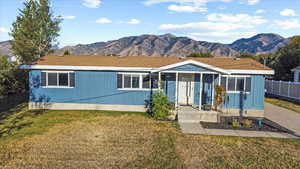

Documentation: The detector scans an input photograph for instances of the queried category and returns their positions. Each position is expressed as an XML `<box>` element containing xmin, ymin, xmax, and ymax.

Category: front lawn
<box><xmin>266</xmin><ymin>97</ymin><xmax>300</xmax><ymax>114</ymax></box>
<box><xmin>0</xmin><ymin>97</ymin><xmax>300</xmax><ymax>168</ymax></box>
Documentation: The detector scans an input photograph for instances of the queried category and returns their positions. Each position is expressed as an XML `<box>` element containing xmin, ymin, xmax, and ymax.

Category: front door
<box><xmin>178</xmin><ymin>74</ymin><xmax>194</xmax><ymax>105</ymax></box>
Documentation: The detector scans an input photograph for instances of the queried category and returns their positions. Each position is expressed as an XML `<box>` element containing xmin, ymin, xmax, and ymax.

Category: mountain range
<box><xmin>0</xmin><ymin>33</ymin><xmax>292</xmax><ymax>58</ymax></box>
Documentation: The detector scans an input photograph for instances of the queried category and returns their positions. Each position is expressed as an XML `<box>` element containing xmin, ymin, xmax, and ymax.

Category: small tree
<box><xmin>187</xmin><ymin>52</ymin><xmax>213</xmax><ymax>58</ymax></box>
<box><xmin>236</xmin><ymin>52</ymin><xmax>255</xmax><ymax>59</ymax></box>
<box><xmin>10</xmin><ymin>0</ymin><xmax>61</xmax><ymax>63</ymax></box>
<box><xmin>63</xmin><ymin>50</ymin><xmax>70</xmax><ymax>55</ymax></box>
<box><xmin>150</xmin><ymin>92</ymin><xmax>175</xmax><ymax>120</ymax></box>
<box><xmin>214</xmin><ymin>85</ymin><xmax>226</xmax><ymax>111</ymax></box>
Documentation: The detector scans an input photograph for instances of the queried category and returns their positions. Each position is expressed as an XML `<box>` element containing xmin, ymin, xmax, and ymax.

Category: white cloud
<box><xmin>144</xmin><ymin>0</ymin><xmax>232</xmax><ymax>13</ymax></box>
<box><xmin>255</xmin><ymin>9</ymin><xmax>265</xmax><ymax>14</ymax></box>
<box><xmin>274</xmin><ymin>19</ymin><xmax>300</xmax><ymax>29</ymax></box>
<box><xmin>60</xmin><ymin>15</ymin><xmax>76</xmax><ymax>20</ymax></box>
<box><xmin>96</xmin><ymin>17</ymin><xmax>112</xmax><ymax>24</ymax></box>
<box><xmin>159</xmin><ymin>21</ymin><xmax>246</xmax><ymax>32</ymax></box>
<box><xmin>280</xmin><ymin>9</ymin><xmax>297</xmax><ymax>16</ymax></box>
<box><xmin>247</xmin><ymin>0</ymin><xmax>260</xmax><ymax>5</ymax></box>
<box><xmin>168</xmin><ymin>4</ymin><xmax>207</xmax><ymax>12</ymax></box>
<box><xmin>127</xmin><ymin>19</ymin><xmax>141</xmax><ymax>24</ymax></box>
<box><xmin>82</xmin><ymin>0</ymin><xmax>101</xmax><ymax>8</ymax></box>
<box><xmin>158</xmin><ymin>12</ymin><xmax>268</xmax><ymax>42</ymax></box>
<box><xmin>0</xmin><ymin>27</ymin><xmax>8</xmax><ymax>33</ymax></box>
<box><xmin>189</xmin><ymin>31</ymin><xmax>257</xmax><ymax>39</ymax></box>
<box><xmin>207</xmin><ymin>13</ymin><xmax>267</xmax><ymax>26</ymax></box>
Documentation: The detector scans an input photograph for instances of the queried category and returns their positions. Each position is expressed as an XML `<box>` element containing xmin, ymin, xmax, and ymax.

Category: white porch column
<box><xmin>218</xmin><ymin>73</ymin><xmax>221</xmax><ymax>85</ymax></box>
<box><xmin>211</xmin><ymin>74</ymin><xmax>215</xmax><ymax>107</ymax></box>
<box><xmin>175</xmin><ymin>72</ymin><xmax>179</xmax><ymax>108</ymax></box>
<box><xmin>158</xmin><ymin>72</ymin><xmax>161</xmax><ymax>91</ymax></box>
<box><xmin>199</xmin><ymin>73</ymin><xmax>203</xmax><ymax>110</ymax></box>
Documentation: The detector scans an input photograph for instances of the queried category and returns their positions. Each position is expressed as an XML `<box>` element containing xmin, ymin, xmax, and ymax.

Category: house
<box><xmin>291</xmin><ymin>66</ymin><xmax>300</xmax><ymax>82</ymax></box>
<box><xmin>21</xmin><ymin>55</ymin><xmax>274</xmax><ymax>119</ymax></box>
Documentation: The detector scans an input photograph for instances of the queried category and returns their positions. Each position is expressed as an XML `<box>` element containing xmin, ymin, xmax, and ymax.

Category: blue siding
<box><xmin>202</xmin><ymin>74</ymin><xmax>213</xmax><ymax>105</ymax></box>
<box><xmin>30</xmin><ymin>70</ymin><xmax>152</xmax><ymax>106</ymax></box>
<box><xmin>29</xmin><ymin>70</ymin><xmax>265</xmax><ymax>110</ymax></box>
<box><xmin>194</xmin><ymin>74</ymin><xmax>200</xmax><ymax>105</ymax></box>
<box><xmin>222</xmin><ymin>75</ymin><xmax>265</xmax><ymax>110</ymax></box>
<box><xmin>164</xmin><ymin>73</ymin><xmax>176</xmax><ymax>103</ymax></box>
<box><xmin>166</xmin><ymin>64</ymin><xmax>211</xmax><ymax>72</ymax></box>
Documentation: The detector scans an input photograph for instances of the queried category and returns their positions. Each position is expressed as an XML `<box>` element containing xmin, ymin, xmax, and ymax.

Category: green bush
<box><xmin>150</xmin><ymin>92</ymin><xmax>175</xmax><ymax>120</ymax></box>
<box><xmin>232</xmin><ymin>120</ymin><xmax>241</xmax><ymax>127</ymax></box>
<box><xmin>0</xmin><ymin>56</ymin><xmax>28</xmax><ymax>96</ymax></box>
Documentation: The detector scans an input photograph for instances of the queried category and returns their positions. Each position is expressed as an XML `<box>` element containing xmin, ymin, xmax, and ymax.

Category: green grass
<box><xmin>265</xmin><ymin>97</ymin><xmax>300</xmax><ymax>114</ymax></box>
<box><xmin>0</xmin><ymin>96</ymin><xmax>300</xmax><ymax>168</ymax></box>
<box><xmin>0</xmin><ymin>108</ymin><xmax>147</xmax><ymax>142</ymax></box>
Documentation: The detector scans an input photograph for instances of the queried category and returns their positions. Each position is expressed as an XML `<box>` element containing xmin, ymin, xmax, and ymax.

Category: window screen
<box><xmin>221</xmin><ymin>76</ymin><xmax>227</xmax><ymax>90</ymax></box>
<box><xmin>142</xmin><ymin>75</ymin><xmax>150</xmax><ymax>88</ymax></box>
<box><xmin>151</xmin><ymin>74</ymin><xmax>158</xmax><ymax>89</ymax></box>
<box><xmin>117</xmin><ymin>74</ymin><xmax>123</xmax><ymax>88</ymax></box>
<box><xmin>48</xmin><ymin>73</ymin><xmax>58</xmax><ymax>86</ymax></box>
<box><xmin>228</xmin><ymin>77</ymin><xmax>236</xmax><ymax>91</ymax></box>
<box><xmin>59</xmin><ymin>73</ymin><xmax>69</xmax><ymax>86</ymax></box>
<box><xmin>70</xmin><ymin>73</ymin><xmax>75</xmax><ymax>87</ymax></box>
<box><xmin>132</xmin><ymin>75</ymin><xmax>140</xmax><ymax>88</ymax></box>
<box><xmin>124</xmin><ymin>75</ymin><xmax>132</xmax><ymax>88</ymax></box>
<box><xmin>236</xmin><ymin>77</ymin><xmax>244</xmax><ymax>91</ymax></box>
<box><xmin>41</xmin><ymin>72</ymin><xmax>46</xmax><ymax>86</ymax></box>
<box><xmin>245</xmin><ymin>77</ymin><xmax>251</xmax><ymax>92</ymax></box>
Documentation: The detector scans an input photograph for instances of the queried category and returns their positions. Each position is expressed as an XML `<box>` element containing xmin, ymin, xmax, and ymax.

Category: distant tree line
<box><xmin>187</xmin><ymin>37</ymin><xmax>300</xmax><ymax>81</ymax></box>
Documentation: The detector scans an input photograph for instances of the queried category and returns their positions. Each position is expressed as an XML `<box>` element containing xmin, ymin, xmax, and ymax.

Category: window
<box><xmin>221</xmin><ymin>76</ymin><xmax>227</xmax><ymax>90</ymax></box>
<box><xmin>142</xmin><ymin>75</ymin><xmax>150</xmax><ymax>88</ymax></box>
<box><xmin>132</xmin><ymin>75</ymin><xmax>140</xmax><ymax>88</ymax></box>
<box><xmin>124</xmin><ymin>74</ymin><xmax>132</xmax><ymax>88</ymax></box>
<box><xmin>221</xmin><ymin>76</ymin><xmax>251</xmax><ymax>93</ymax></box>
<box><xmin>227</xmin><ymin>77</ymin><xmax>236</xmax><ymax>91</ymax></box>
<box><xmin>117</xmin><ymin>73</ymin><xmax>160</xmax><ymax>90</ymax></box>
<box><xmin>41</xmin><ymin>71</ymin><xmax>75</xmax><ymax>88</ymax></box>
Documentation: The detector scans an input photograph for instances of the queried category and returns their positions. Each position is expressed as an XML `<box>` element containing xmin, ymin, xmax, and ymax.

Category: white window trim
<box><xmin>221</xmin><ymin>75</ymin><xmax>251</xmax><ymax>94</ymax></box>
<box><xmin>42</xmin><ymin>71</ymin><xmax>74</xmax><ymax>88</ymax></box>
<box><xmin>117</xmin><ymin>72</ymin><xmax>159</xmax><ymax>91</ymax></box>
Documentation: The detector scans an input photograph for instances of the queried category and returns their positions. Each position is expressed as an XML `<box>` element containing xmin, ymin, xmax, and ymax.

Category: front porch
<box><xmin>158</xmin><ymin>71</ymin><xmax>222</xmax><ymax>111</ymax></box>
<box><xmin>177</xmin><ymin>106</ymin><xmax>219</xmax><ymax>123</ymax></box>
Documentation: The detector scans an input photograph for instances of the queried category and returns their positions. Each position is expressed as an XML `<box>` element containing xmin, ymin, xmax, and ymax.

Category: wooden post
<box><xmin>175</xmin><ymin>72</ymin><xmax>178</xmax><ymax>108</ymax></box>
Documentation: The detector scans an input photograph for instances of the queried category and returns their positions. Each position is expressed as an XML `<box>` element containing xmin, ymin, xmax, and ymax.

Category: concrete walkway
<box><xmin>179</xmin><ymin>102</ymin><xmax>300</xmax><ymax>138</ymax></box>
<box><xmin>265</xmin><ymin>103</ymin><xmax>300</xmax><ymax>136</ymax></box>
<box><xmin>180</xmin><ymin>122</ymin><xmax>298</xmax><ymax>138</ymax></box>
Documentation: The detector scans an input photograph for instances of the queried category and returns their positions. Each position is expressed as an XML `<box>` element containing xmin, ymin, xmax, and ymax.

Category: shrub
<box><xmin>232</xmin><ymin>120</ymin><xmax>241</xmax><ymax>127</ymax></box>
<box><xmin>150</xmin><ymin>92</ymin><xmax>175</xmax><ymax>120</ymax></box>
<box><xmin>0</xmin><ymin>57</ymin><xmax>28</xmax><ymax>96</ymax></box>
<box><xmin>243</xmin><ymin>119</ymin><xmax>253</xmax><ymax>128</ymax></box>
<box><xmin>214</xmin><ymin>85</ymin><xmax>226</xmax><ymax>111</ymax></box>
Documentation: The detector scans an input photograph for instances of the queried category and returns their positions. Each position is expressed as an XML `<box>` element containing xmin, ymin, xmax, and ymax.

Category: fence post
<box><xmin>288</xmin><ymin>81</ymin><xmax>291</xmax><ymax>98</ymax></box>
<box><xmin>271</xmin><ymin>80</ymin><xmax>274</xmax><ymax>94</ymax></box>
<box><xmin>279</xmin><ymin>80</ymin><xmax>281</xmax><ymax>96</ymax></box>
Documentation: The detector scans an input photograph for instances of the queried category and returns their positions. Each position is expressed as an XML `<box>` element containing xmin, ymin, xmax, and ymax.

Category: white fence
<box><xmin>265</xmin><ymin>80</ymin><xmax>300</xmax><ymax>101</ymax></box>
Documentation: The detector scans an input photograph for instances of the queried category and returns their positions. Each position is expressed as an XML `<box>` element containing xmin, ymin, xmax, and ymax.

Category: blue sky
<box><xmin>1</xmin><ymin>0</ymin><xmax>300</xmax><ymax>46</ymax></box>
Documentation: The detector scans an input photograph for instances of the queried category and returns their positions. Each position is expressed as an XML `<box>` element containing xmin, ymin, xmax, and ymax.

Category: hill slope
<box><xmin>0</xmin><ymin>33</ymin><xmax>293</xmax><ymax>58</ymax></box>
